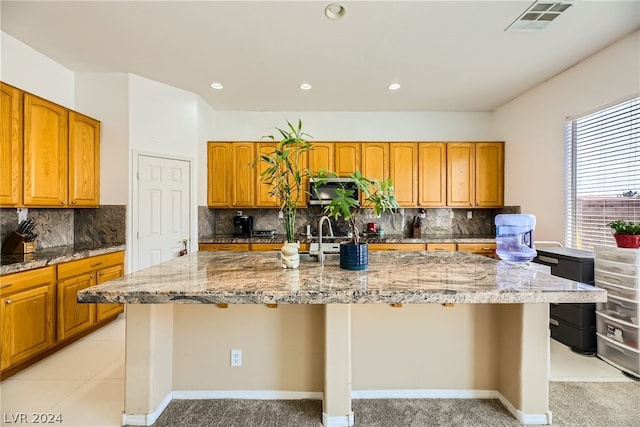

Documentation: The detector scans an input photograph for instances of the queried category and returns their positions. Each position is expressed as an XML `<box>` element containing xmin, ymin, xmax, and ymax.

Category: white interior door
<box><xmin>137</xmin><ymin>155</ymin><xmax>191</xmax><ymax>270</ymax></box>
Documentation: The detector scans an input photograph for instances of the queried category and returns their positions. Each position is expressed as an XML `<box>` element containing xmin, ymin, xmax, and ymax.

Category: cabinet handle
<box><xmin>6</xmin><ymin>299</ymin><xmax>12</xmax><ymax>304</ymax></box>
<box><xmin>71</xmin><ymin>200</ymin><xmax>77</xmax><ymax>205</ymax></box>
<box><xmin>90</xmin><ymin>262</ymin><xmax>103</xmax><ymax>268</ymax></box>
<box><xmin>549</xmin><ymin>318</ymin><xmax>559</xmax><ymax>326</ymax></box>
<box><xmin>482</xmin><ymin>247</ymin><xmax>492</xmax><ymax>251</ymax></box>
<box><xmin>98</xmin><ymin>272</ymin><xmax>105</xmax><ymax>276</ymax></box>
<box><xmin>0</xmin><ymin>284</ymin><xmax>12</xmax><ymax>290</ymax></box>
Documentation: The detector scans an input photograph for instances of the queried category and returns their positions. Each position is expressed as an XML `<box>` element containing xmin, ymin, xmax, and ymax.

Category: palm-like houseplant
<box><xmin>316</xmin><ymin>170</ymin><xmax>399</xmax><ymax>269</ymax></box>
<box><xmin>254</xmin><ymin>120</ymin><xmax>313</xmax><ymax>267</ymax></box>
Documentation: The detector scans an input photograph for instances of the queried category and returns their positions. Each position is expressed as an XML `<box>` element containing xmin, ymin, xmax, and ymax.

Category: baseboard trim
<box><xmin>352</xmin><ymin>389</ymin><xmax>552</xmax><ymax>425</ymax></box>
<box><xmin>172</xmin><ymin>390</ymin><xmax>323</xmax><ymax>400</ymax></box>
<box><xmin>122</xmin><ymin>391</ymin><xmax>173</xmax><ymax>426</ymax></box>
<box><xmin>322</xmin><ymin>411</ymin><xmax>355</xmax><ymax>427</ymax></box>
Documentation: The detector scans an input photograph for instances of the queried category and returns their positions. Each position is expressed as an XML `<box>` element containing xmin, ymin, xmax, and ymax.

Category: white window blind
<box><xmin>565</xmin><ymin>97</ymin><xmax>640</xmax><ymax>250</ymax></box>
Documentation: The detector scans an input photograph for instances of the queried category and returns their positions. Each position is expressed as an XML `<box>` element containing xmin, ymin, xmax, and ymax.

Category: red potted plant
<box><xmin>608</xmin><ymin>220</ymin><xmax>640</xmax><ymax>248</ymax></box>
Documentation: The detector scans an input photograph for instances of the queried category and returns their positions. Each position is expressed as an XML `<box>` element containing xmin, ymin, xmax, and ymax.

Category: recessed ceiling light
<box><xmin>388</xmin><ymin>83</ymin><xmax>401</xmax><ymax>91</ymax></box>
<box><xmin>325</xmin><ymin>3</ymin><xmax>346</xmax><ymax>20</ymax></box>
<box><xmin>299</xmin><ymin>83</ymin><xmax>312</xmax><ymax>90</ymax></box>
<box><xmin>210</xmin><ymin>82</ymin><xmax>223</xmax><ymax>90</ymax></box>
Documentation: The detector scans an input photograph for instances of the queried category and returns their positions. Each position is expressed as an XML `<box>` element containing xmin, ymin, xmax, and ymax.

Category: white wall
<box><xmin>493</xmin><ymin>30</ymin><xmax>640</xmax><ymax>242</ymax></box>
<box><xmin>75</xmin><ymin>73</ymin><xmax>130</xmax><ymax>205</ymax></box>
<box><xmin>0</xmin><ymin>31</ymin><xmax>75</xmax><ymax>108</ymax></box>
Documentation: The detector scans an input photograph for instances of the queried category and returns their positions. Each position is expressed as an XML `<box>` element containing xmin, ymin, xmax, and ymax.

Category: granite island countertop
<box><xmin>79</xmin><ymin>250</ymin><xmax>606</xmax><ymax>305</ymax></box>
<box><xmin>199</xmin><ymin>234</ymin><xmax>496</xmax><ymax>245</ymax></box>
<box><xmin>0</xmin><ymin>244</ymin><xmax>126</xmax><ymax>275</ymax></box>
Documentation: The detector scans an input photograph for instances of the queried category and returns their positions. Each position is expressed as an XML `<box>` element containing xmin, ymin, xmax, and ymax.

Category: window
<box><xmin>565</xmin><ymin>97</ymin><xmax>640</xmax><ymax>250</ymax></box>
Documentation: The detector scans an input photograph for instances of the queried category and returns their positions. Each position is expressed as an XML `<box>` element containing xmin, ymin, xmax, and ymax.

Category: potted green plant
<box><xmin>608</xmin><ymin>220</ymin><xmax>640</xmax><ymax>248</ymax></box>
<box><xmin>254</xmin><ymin>120</ymin><xmax>314</xmax><ymax>268</ymax></box>
<box><xmin>317</xmin><ymin>170</ymin><xmax>399</xmax><ymax>270</ymax></box>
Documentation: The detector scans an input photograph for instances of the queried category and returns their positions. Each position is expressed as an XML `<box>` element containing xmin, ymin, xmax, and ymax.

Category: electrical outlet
<box><xmin>236</xmin><ymin>210</ymin><xmax>242</xmax><ymax>217</ymax></box>
<box><xmin>467</xmin><ymin>211</ymin><xmax>473</xmax><ymax>219</ymax></box>
<box><xmin>231</xmin><ymin>349</ymin><xmax>242</xmax><ymax>367</ymax></box>
<box><xmin>449</xmin><ymin>211</ymin><xmax>454</xmax><ymax>219</ymax></box>
<box><xmin>17</xmin><ymin>208</ymin><xmax>28</xmax><ymax>223</ymax></box>
<box><xmin>419</xmin><ymin>208</ymin><xmax>426</xmax><ymax>219</ymax></box>
<box><xmin>278</xmin><ymin>210</ymin><xmax>284</xmax><ymax>219</ymax></box>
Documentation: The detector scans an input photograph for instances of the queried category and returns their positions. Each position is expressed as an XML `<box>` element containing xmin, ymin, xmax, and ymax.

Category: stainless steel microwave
<box><xmin>309</xmin><ymin>177</ymin><xmax>359</xmax><ymax>206</ymax></box>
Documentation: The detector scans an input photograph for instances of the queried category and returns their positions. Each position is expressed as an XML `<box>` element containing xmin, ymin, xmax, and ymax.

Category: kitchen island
<box><xmin>79</xmin><ymin>250</ymin><xmax>606</xmax><ymax>426</ymax></box>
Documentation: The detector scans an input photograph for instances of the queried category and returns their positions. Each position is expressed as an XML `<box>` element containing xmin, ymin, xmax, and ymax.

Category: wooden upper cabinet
<box><xmin>389</xmin><ymin>142</ymin><xmax>418</xmax><ymax>207</ymax></box>
<box><xmin>308</xmin><ymin>142</ymin><xmax>334</xmax><ymax>175</ymax></box>
<box><xmin>418</xmin><ymin>142</ymin><xmax>446</xmax><ymax>207</ymax></box>
<box><xmin>0</xmin><ymin>83</ymin><xmax>23</xmax><ymax>206</ymax></box>
<box><xmin>361</xmin><ymin>142</ymin><xmax>389</xmax><ymax>206</ymax></box>
<box><xmin>475</xmin><ymin>142</ymin><xmax>504</xmax><ymax>207</ymax></box>
<box><xmin>334</xmin><ymin>143</ymin><xmax>360</xmax><ymax>176</ymax></box>
<box><xmin>207</xmin><ymin>142</ymin><xmax>232</xmax><ymax>207</ymax></box>
<box><xmin>231</xmin><ymin>143</ymin><xmax>255</xmax><ymax>207</ymax></box>
<box><xmin>447</xmin><ymin>142</ymin><xmax>475</xmax><ymax>207</ymax></box>
<box><xmin>255</xmin><ymin>142</ymin><xmax>279</xmax><ymax>207</ymax></box>
<box><xmin>68</xmin><ymin>111</ymin><xmax>100</xmax><ymax>207</ymax></box>
<box><xmin>23</xmin><ymin>94</ymin><xmax>68</xmax><ymax>206</ymax></box>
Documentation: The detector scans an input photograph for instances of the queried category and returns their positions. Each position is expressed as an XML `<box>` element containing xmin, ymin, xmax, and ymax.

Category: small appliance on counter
<box><xmin>233</xmin><ymin>215</ymin><xmax>253</xmax><ymax>237</ymax></box>
<box><xmin>1</xmin><ymin>219</ymin><xmax>37</xmax><ymax>254</ymax></box>
<box><xmin>533</xmin><ymin>247</ymin><xmax>596</xmax><ymax>355</ymax></box>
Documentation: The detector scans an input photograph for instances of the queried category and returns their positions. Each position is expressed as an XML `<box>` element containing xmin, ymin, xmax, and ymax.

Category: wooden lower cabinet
<box><xmin>0</xmin><ymin>266</ymin><xmax>56</xmax><ymax>371</ymax></box>
<box><xmin>96</xmin><ymin>264</ymin><xmax>124</xmax><ymax>321</ymax></box>
<box><xmin>457</xmin><ymin>243</ymin><xmax>496</xmax><ymax>258</ymax></box>
<box><xmin>199</xmin><ymin>243</ymin><xmax>250</xmax><ymax>251</ymax></box>
<box><xmin>369</xmin><ymin>243</ymin><xmax>425</xmax><ymax>251</ymax></box>
<box><xmin>57</xmin><ymin>272</ymin><xmax>96</xmax><ymax>341</ymax></box>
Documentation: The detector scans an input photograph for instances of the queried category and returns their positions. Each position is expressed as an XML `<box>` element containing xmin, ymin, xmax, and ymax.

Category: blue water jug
<box><xmin>495</xmin><ymin>214</ymin><xmax>537</xmax><ymax>262</ymax></box>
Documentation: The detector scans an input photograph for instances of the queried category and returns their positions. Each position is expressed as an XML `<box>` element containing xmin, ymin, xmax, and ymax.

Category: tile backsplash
<box><xmin>198</xmin><ymin>206</ymin><xmax>521</xmax><ymax>238</ymax></box>
<box><xmin>0</xmin><ymin>205</ymin><xmax>126</xmax><ymax>251</ymax></box>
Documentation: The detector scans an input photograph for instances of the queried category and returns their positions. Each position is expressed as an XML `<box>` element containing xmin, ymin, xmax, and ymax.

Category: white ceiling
<box><xmin>1</xmin><ymin>1</ymin><xmax>639</xmax><ymax>112</ymax></box>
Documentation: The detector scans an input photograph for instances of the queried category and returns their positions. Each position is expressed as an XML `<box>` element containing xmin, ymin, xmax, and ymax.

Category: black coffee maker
<box><xmin>233</xmin><ymin>215</ymin><xmax>253</xmax><ymax>237</ymax></box>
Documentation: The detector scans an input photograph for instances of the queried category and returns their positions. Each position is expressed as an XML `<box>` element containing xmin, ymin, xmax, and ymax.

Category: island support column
<box><xmin>323</xmin><ymin>304</ymin><xmax>354</xmax><ymax>427</ymax></box>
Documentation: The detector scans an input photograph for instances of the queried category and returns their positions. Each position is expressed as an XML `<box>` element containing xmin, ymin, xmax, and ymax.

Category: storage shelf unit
<box><xmin>594</xmin><ymin>245</ymin><xmax>640</xmax><ymax>379</ymax></box>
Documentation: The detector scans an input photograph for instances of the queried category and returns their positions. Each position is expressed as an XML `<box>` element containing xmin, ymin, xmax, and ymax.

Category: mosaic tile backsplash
<box><xmin>199</xmin><ymin>206</ymin><xmax>521</xmax><ymax>238</ymax></box>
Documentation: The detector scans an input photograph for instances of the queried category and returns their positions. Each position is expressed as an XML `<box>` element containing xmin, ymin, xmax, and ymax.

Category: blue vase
<box><xmin>340</xmin><ymin>242</ymin><xmax>368</xmax><ymax>270</ymax></box>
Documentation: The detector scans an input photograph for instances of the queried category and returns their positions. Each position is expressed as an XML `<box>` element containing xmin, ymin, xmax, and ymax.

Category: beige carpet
<box><xmin>137</xmin><ymin>382</ymin><xmax>640</xmax><ymax>426</ymax></box>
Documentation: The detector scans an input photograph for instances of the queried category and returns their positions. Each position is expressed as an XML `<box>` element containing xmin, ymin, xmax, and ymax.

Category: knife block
<box><xmin>1</xmin><ymin>231</ymin><xmax>36</xmax><ymax>254</ymax></box>
<box><xmin>412</xmin><ymin>226</ymin><xmax>421</xmax><ymax>238</ymax></box>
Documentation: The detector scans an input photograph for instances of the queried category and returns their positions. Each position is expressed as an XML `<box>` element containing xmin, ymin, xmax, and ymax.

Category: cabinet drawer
<box><xmin>457</xmin><ymin>243</ymin><xmax>496</xmax><ymax>255</ymax></box>
<box><xmin>595</xmin><ymin>246</ymin><xmax>640</xmax><ymax>265</ymax></box>
<box><xmin>596</xmin><ymin>258</ymin><xmax>639</xmax><ymax>278</ymax></box>
<box><xmin>596</xmin><ymin>280</ymin><xmax>639</xmax><ymax>302</ymax></box>
<box><xmin>595</xmin><ymin>269</ymin><xmax>639</xmax><ymax>291</ymax></box>
<box><xmin>597</xmin><ymin>334</ymin><xmax>640</xmax><ymax>377</ymax></box>
<box><xmin>426</xmin><ymin>243</ymin><xmax>456</xmax><ymax>252</ymax></box>
<box><xmin>596</xmin><ymin>312</ymin><xmax>639</xmax><ymax>350</ymax></box>
<box><xmin>550</xmin><ymin>303</ymin><xmax>595</xmax><ymax>328</ymax></box>
<box><xmin>199</xmin><ymin>243</ymin><xmax>250</xmax><ymax>251</ymax></box>
<box><xmin>0</xmin><ymin>266</ymin><xmax>56</xmax><ymax>296</ymax></box>
<box><xmin>369</xmin><ymin>243</ymin><xmax>425</xmax><ymax>251</ymax></box>
<box><xmin>251</xmin><ymin>243</ymin><xmax>284</xmax><ymax>251</ymax></box>
<box><xmin>57</xmin><ymin>251</ymin><xmax>124</xmax><ymax>280</ymax></box>
<box><xmin>597</xmin><ymin>295</ymin><xmax>639</xmax><ymax>326</ymax></box>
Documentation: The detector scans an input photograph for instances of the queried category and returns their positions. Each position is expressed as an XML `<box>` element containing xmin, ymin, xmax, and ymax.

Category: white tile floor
<box><xmin>0</xmin><ymin>317</ymin><xmax>634</xmax><ymax>427</ymax></box>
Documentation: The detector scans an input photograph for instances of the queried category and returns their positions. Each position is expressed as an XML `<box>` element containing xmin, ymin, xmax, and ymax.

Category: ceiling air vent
<box><xmin>506</xmin><ymin>1</ymin><xmax>574</xmax><ymax>31</ymax></box>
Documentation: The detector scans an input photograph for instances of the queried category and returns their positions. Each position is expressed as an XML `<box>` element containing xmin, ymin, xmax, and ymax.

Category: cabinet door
<box><xmin>457</xmin><ymin>242</ymin><xmax>496</xmax><ymax>257</ymax></box>
<box><xmin>418</xmin><ymin>142</ymin><xmax>446</xmax><ymax>207</ymax></box>
<box><xmin>207</xmin><ymin>142</ymin><xmax>232</xmax><ymax>207</ymax></box>
<box><xmin>389</xmin><ymin>143</ymin><xmax>418</xmax><ymax>207</ymax></box>
<box><xmin>361</xmin><ymin>142</ymin><xmax>389</xmax><ymax>206</ymax></box>
<box><xmin>232</xmin><ymin>143</ymin><xmax>255</xmax><ymax>207</ymax></box>
<box><xmin>334</xmin><ymin>143</ymin><xmax>360</xmax><ymax>176</ymax></box>
<box><xmin>0</xmin><ymin>268</ymin><xmax>56</xmax><ymax>370</ymax></box>
<box><xmin>0</xmin><ymin>83</ymin><xmax>23</xmax><ymax>206</ymax></box>
<box><xmin>199</xmin><ymin>243</ymin><xmax>250</xmax><ymax>251</ymax></box>
<box><xmin>475</xmin><ymin>142</ymin><xmax>504</xmax><ymax>207</ymax></box>
<box><xmin>308</xmin><ymin>142</ymin><xmax>334</xmax><ymax>174</ymax></box>
<box><xmin>369</xmin><ymin>243</ymin><xmax>425</xmax><ymax>251</ymax></box>
<box><xmin>255</xmin><ymin>142</ymin><xmax>279</xmax><ymax>207</ymax></box>
<box><xmin>68</xmin><ymin>111</ymin><xmax>100</xmax><ymax>207</ymax></box>
<box><xmin>96</xmin><ymin>264</ymin><xmax>124</xmax><ymax>321</ymax></box>
<box><xmin>57</xmin><ymin>272</ymin><xmax>96</xmax><ymax>341</ymax></box>
<box><xmin>23</xmin><ymin>94</ymin><xmax>68</xmax><ymax>206</ymax></box>
<box><xmin>447</xmin><ymin>142</ymin><xmax>474</xmax><ymax>207</ymax></box>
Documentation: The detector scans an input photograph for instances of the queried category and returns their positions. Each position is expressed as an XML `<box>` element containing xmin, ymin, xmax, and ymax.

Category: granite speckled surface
<box><xmin>79</xmin><ymin>250</ymin><xmax>606</xmax><ymax>305</ymax></box>
<box><xmin>0</xmin><ymin>244</ymin><xmax>126</xmax><ymax>275</ymax></box>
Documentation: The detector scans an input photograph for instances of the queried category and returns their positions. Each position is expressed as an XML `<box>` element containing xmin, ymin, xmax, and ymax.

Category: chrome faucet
<box><xmin>317</xmin><ymin>215</ymin><xmax>334</xmax><ymax>263</ymax></box>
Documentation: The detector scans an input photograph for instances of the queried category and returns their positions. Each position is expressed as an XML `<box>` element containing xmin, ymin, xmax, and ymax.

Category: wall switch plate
<box><xmin>231</xmin><ymin>349</ymin><xmax>242</xmax><ymax>367</ymax></box>
<box><xmin>467</xmin><ymin>211</ymin><xmax>473</xmax><ymax>219</ymax></box>
<box><xmin>17</xmin><ymin>208</ymin><xmax>28</xmax><ymax>223</ymax></box>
